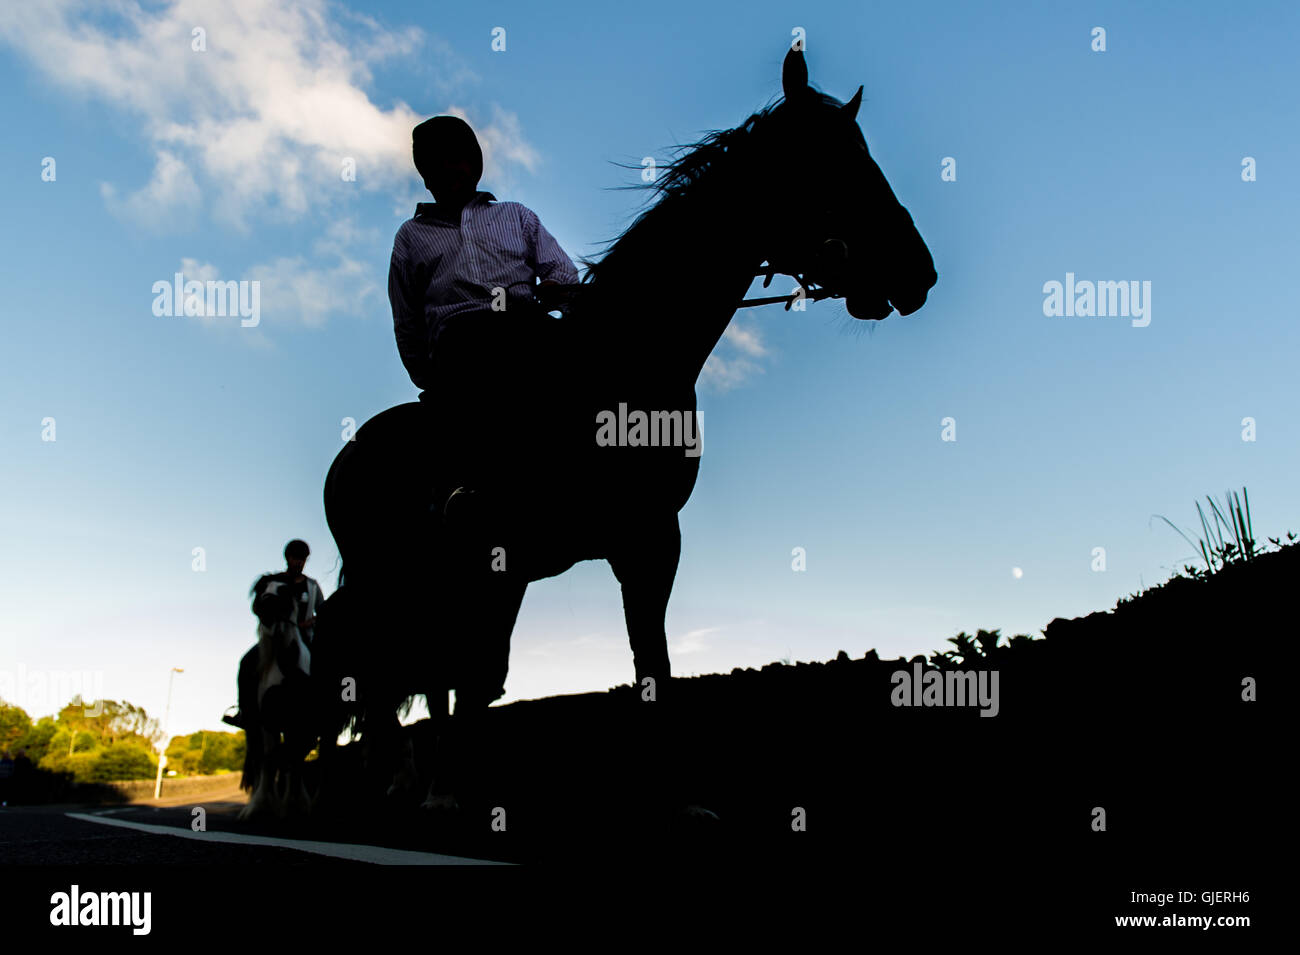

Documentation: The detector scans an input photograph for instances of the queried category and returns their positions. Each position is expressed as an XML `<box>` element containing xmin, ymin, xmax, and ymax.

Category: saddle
<box><xmin>418</xmin><ymin>309</ymin><xmax>588</xmax><ymax>502</ymax></box>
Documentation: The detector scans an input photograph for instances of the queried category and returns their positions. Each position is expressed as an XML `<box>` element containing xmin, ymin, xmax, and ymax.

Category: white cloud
<box><xmin>523</xmin><ymin>631</ymin><xmax>615</xmax><ymax>658</ymax></box>
<box><xmin>722</xmin><ymin>321</ymin><xmax>767</xmax><ymax>358</ymax></box>
<box><xmin>0</xmin><ymin>0</ymin><xmax>538</xmax><ymax>230</ymax></box>
<box><xmin>475</xmin><ymin>102</ymin><xmax>543</xmax><ymax>183</ymax></box>
<box><xmin>162</xmin><ymin>217</ymin><xmax>378</xmax><ymax>332</ymax></box>
<box><xmin>100</xmin><ymin>150</ymin><xmax>200</xmax><ymax>229</ymax></box>
<box><xmin>700</xmin><ymin>318</ymin><xmax>769</xmax><ymax>391</ymax></box>
<box><xmin>670</xmin><ymin>626</ymin><xmax>720</xmax><ymax>656</ymax></box>
<box><xmin>178</xmin><ymin>257</ymin><xmax>220</xmax><ymax>285</ymax></box>
<box><xmin>246</xmin><ymin>219</ymin><xmax>381</xmax><ymax>327</ymax></box>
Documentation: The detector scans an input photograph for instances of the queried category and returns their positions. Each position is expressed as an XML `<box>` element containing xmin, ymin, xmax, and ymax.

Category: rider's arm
<box><xmin>389</xmin><ymin>230</ymin><xmax>433</xmax><ymax>390</ymax></box>
<box><xmin>306</xmin><ymin>579</ymin><xmax>324</xmax><ymax>623</ymax></box>
<box><xmin>523</xmin><ymin>206</ymin><xmax>578</xmax><ymax>287</ymax></box>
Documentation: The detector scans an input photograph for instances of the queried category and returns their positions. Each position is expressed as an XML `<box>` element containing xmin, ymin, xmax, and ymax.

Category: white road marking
<box><xmin>65</xmin><ymin>812</ymin><xmax>509</xmax><ymax>865</ymax></box>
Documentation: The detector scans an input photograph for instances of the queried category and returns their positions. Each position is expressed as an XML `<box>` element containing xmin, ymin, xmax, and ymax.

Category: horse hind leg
<box><xmin>419</xmin><ymin>690</ymin><xmax>459</xmax><ymax>812</ymax></box>
<box><xmin>358</xmin><ymin>698</ymin><xmax>416</xmax><ymax>801</ymax></box>
<box><xmin>387</xmin><ymin>729</ymin><xmax>419</xmax><ymax>799</ymax></box>
<box><xmin>310</xmin><ymin>702</ymin><xmax>361</xmax><ymax>820</ymax></box>
<box><xmin>420</xmin><ymin>579</ymin><xmax>525</xmax><ymax>814</ymax></box>
<box><xmin>422</xmin><ymin>701</ymin><xmax>487</xmax><ymax>814</ymax></box>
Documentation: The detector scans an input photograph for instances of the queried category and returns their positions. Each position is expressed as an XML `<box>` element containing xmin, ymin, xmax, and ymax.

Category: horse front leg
<box><xmin>609</xmin><ymin>515</ymin><xmax>718</xmax><ymax>823</ymax></box>
<box><xmin>239</xmin><ymin>727</ymin><xmax>280</xmax><ymax>821</ymax></box>
<box><xmin>608</xmin><ymin>515</ymin><xmax>680</xmax><ymax>695</ymax></box>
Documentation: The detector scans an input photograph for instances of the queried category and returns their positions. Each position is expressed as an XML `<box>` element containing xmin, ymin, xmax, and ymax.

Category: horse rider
<box><xmin>388</xmin><ymin>114</ymin><xmax>580</xmax><ymax>530</ymax></box>
<box><xmin>223</xmin><ymin>539</ymin><xmax>324</xmax><ymax>730</ymax></box>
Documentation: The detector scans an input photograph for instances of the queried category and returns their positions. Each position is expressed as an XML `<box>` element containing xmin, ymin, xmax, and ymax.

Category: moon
<box><xmin>1011</xmin><ymin>567</ymin><xmax>1023</xmax><ymax>579</ymax></box>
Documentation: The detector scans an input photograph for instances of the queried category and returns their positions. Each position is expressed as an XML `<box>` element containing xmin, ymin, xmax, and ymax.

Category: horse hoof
<box><xmin>287</xmin><ymin>791</ymin><xmax>313</xmax><ymax>818</ymax></box>
<box><xmin>386</xmin><ymin>764</ymin><xmax>420</xmax><ymax>799</ymax></box>
<box><xmin>421</xmin><ymin>793</ymin><xmax>461</xmax><ymax>813</ymax></box>
<box><xmin>676</xmin><ymin>804</ymin><xmax>720</xmax><ymax>823</ymax></box>
<box><xmin>238</xmin><ymin>801</ymin><xmax>269</xmax><ymax>822</ymax></box>
<box><xmin>386</xmin><ymin>780</ymin><xmax>416</xmax><ymax>800</ymax></box>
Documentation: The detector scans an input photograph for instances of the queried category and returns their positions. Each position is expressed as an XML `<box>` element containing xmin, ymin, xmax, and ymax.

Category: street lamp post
<box><xmin>153</xmin><ymin>667</ymin><xmax>183</xmax><ymax>800</ymax></box>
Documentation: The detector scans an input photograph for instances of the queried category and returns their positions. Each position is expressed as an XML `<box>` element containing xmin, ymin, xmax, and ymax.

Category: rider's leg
<box><xmin>420</xmin><ymin>313</ymin><xmax>496</xmax><ymax>518</ymax></box>
<box><xmin>497</xmin><ymin>305</ymin><xmax>564</xmax><ymax>483</ymax></box>
<box><xmin>429</xmin><ymin>308</ymin><xmax>553</xmax><ymax>515</ymax></box>
<box><xmin>421</xmin><ymin>305</ymin><xmax>565</xmax><ymax>539</ymax></box>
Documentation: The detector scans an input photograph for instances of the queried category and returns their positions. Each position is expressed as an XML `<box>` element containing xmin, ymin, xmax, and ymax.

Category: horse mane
<box><xmin>575</xmin><ymin>97</ymin><xmax>784</xmax><ymax>297</ymax></box>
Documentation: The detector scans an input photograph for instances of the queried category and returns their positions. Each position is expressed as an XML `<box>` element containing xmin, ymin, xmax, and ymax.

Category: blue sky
<box><xmin>2</xmin><ymin>0</ymin><xmax>1297</xmax><ymax>740</ymax></box>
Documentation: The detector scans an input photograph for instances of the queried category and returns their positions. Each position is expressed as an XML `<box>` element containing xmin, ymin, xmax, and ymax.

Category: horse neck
<box><xmin>587</xmin><ymin>182</ymin><xmax>766</xmax><ymax>392</ymax></box>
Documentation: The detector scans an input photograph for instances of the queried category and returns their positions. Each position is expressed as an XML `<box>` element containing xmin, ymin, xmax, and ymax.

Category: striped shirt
<box><xmin>389</xmin><ymin>191</ymin><xmax>579</xmax><ymax>390</ymax></box>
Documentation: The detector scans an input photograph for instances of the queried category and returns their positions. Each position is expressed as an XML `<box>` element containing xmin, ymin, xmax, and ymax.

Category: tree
<box><xmin>89</xmin><ymin>745</ymin><xmax>156</xmax><ymax>783</ymax></box>
<box><xmin>15</xmin><ymin>717</ymin><xmax>58</xmax><ymax>764</ymax></box>
<box><xmin>0</xmin><ymin>702</ymin><xmax>33</xmax><ymax>755</ymax></box>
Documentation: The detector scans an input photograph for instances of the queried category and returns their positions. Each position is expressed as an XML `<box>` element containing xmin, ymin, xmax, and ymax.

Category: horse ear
<box><xmin>842</xmin><ymin>86</ymin><xmax>863</xmax><ymax>121</ymax></box>
<box><xmin>782</xmin><ymin>47</ymin><xmax>809</xmax><ymax>100</ymax></box>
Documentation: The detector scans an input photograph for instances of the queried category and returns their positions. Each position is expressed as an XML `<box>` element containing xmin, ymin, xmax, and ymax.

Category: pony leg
<box><xmin>285</xmin><ymin>732</ymin><xmax>315</xmax><ymax>818</ymax></box>
<box><xmin>271</xmin><ymin>734</ymin><xmax>296</xmax><ymax>820</ymax></box>
<box><xmin>271</xmin><ymin>748</ymin><xmax>289</xmax><ymax>819</ymax></box>
<box><xmin>239</xmin><ymin>728</ymin><xmax>279</xmax><ymax>820</ymax></box>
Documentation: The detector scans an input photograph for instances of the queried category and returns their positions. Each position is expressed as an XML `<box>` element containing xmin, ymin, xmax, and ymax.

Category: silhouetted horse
<box><xmin>318</xmin><ymin>46</ymin><xmax>937</xmax><ymax>814</ymax></box>
<box><xmin>238</xmin><ymin>574</ymin><xmax>318</xmax><ymax>820</ymax></box>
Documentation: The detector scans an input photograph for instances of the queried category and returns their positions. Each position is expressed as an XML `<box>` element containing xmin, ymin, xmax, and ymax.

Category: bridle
<box><xmin>536</xmin><ymin>240</ymin><xmax>854</xmax><ymax>314</ymax></box>
<box><xmin>738</xmin><ymin>264</ymin><xmax>844</xmax><ymax>311</ymax></box>
<box><xmin>738</xmin><ymin>237</ymin><xmax>853</xmax><ymax>311</ymax></box>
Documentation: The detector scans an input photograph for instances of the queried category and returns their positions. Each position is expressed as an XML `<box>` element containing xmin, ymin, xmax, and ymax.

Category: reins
<box><xmin>737</xmin><ymin>265</ymin><xmax>843</xmax><ymax>310</ymax></box>
<box><xmin>542</xmin><ymin>263</ymin><xmax>844</xmax><ymax>314</ymax></box>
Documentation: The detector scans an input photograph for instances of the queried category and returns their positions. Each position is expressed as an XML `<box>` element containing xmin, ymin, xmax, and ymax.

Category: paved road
<box><xmin>1</xmin><ymin>799</ymin><xmax>520</xmax><ymax>942</ymax></box>
<box><xmin>0</xmin><ymin>801</ymin><xmax>506</xmax><ymax>864</ymax></box>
